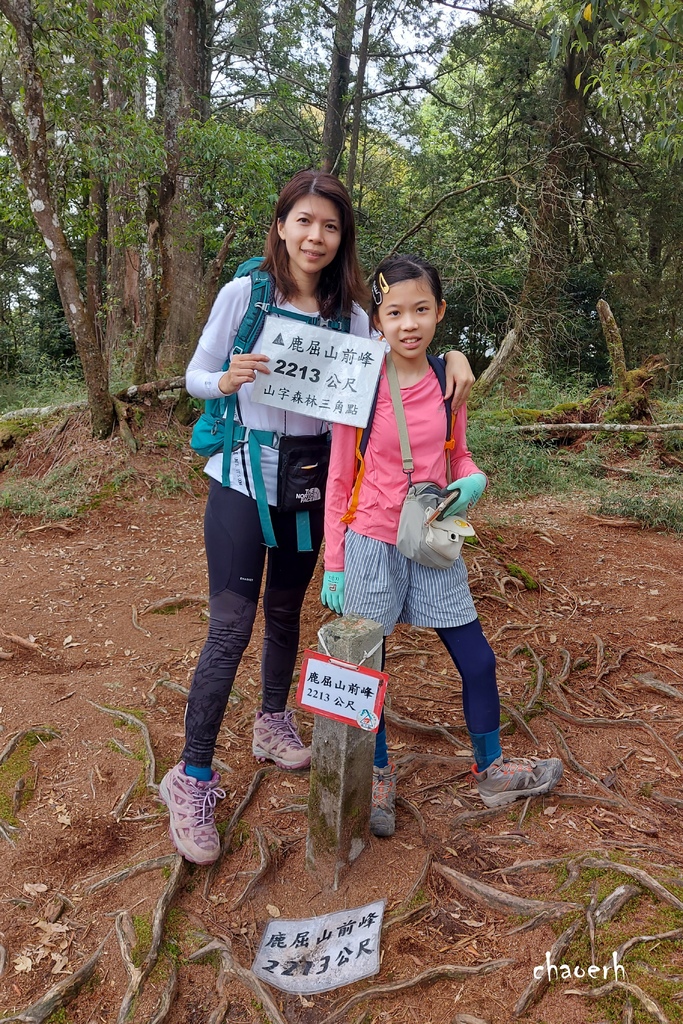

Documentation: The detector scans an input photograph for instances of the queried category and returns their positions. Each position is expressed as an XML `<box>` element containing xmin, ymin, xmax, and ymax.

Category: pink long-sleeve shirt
<box><xmin>324</xmin><ymin>359</ymin><xmax>484</xmax><ymax>571</ymax></box>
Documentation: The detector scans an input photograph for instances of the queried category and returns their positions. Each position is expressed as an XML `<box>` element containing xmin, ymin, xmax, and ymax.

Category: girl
<box><xmin>159</xmin><ymin>174</ymin><xmax>474</xmax><ymax>865</ymax></box>
<box><xmin>322</xmin><ymin>254</ymin><xmax>563</xmax><ymax>837</ymax></box>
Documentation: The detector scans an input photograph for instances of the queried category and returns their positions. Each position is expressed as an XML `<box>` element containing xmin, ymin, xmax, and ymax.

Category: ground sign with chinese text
<box><xmin>250</xmin><ymin>317</ymin><xmax>385</xmax><ymax>426</ymax></box>
<box><xmin>252</xmin><ymin>900</ymin><xmax>385</xmax><ymax>993</ymax></box>
<box><xmin>296</xmin><ymin>650</ymin><xmax>387</xmax><ymax>731</ymax></box>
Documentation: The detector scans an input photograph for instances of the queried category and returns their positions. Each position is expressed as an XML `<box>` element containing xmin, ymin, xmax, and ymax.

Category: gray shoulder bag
<box><xmin>385</xmin><ymin>354</ymin><xmax>474</xmax><ymax>570</ymax></box>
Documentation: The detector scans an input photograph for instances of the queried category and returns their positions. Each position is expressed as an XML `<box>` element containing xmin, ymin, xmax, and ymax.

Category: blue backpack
<box><xmin>190</xmin><ymin>258</ymin><xmax>351</xmax><ymax>548</ymax></box>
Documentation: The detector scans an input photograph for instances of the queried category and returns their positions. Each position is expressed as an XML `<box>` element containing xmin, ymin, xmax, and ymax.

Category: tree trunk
<box><xmin>0</xmin><ymin>0</ymin><xmax>114</xmax><ymax>437</ymax></box>
<box><xmin>156</xmin><ymin>0</ymin><xmax>211</xmax><ymax>373</ymax></box>
<box><xmin>86</xmin><ymin>0</ymin><xmax>106</xmax><ymax>359</ymax></box>
<box><xmin>515</xmin><ymin>36</ymin><xmax>593</xmax><ymax>357</ymax></box>
<box><xmin>345</xmin><ymin>0</ymin><xmax>372</xmax><ymax>195</ymax></box>
<box><xmin>320</xmin><ymin>0</ymin><xmax>356</xmax><ymax>174</ymax></box>
<box><xmin>597</xmin><ymin>299</ymin><xmax>627</xmax><ymax>391</ymax></box>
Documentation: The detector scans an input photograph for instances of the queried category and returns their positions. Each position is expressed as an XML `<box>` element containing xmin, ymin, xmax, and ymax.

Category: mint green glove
<box><xmin>321</xmin><ymin>571</ymin><xmax>345</xmax><ymax>615</ymax></box>
<box><xmin>445</xmin><ymin>473</ymin><xmax>487</xmax><ymax>518</ymax></box>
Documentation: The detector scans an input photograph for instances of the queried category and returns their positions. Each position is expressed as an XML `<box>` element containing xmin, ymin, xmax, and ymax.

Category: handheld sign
<box><xmin>250</xmin><ymin>316</ymin><xmax>385</xmax><ymax>426</ymax></box>
<box><xmin>296</xmin><ymin>650</ymin><xmax>387</xmax><ymax>732</ymax></box>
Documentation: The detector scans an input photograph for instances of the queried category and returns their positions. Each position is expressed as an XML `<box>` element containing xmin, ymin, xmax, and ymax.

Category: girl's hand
<box><xmin>445</xmin><ymin>473</ymin><xmax>487</xmax><ymax>518</ymax></box>
<box><xmin>443</xmin><ymin>351</ymin><xmax>475</xmax><ymax>411</ymax></box>
<box><xmin>218</xmin><ymin>353</ymin><xmax>270</xmax><ymax>395</ymax></box>
<box><xmin>321</xmin><ymin>571</ymin><xmax>345</xmax><ymax>615</ymax></box>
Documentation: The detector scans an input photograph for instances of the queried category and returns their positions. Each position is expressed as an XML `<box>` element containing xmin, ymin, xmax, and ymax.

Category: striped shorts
<box><xmin>343</xmin><ymin>529</ymin><xmax>478</xmax><ymax>635</ymax></box>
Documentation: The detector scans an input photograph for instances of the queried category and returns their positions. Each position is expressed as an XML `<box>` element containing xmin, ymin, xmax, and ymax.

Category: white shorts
<box><xmin>343</xmin><ymin>529</ymin><xmax>478</xmax><ymax>635</ymax></box>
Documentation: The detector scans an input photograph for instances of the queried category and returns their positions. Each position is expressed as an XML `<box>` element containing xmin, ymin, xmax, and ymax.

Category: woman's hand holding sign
<box><xmin>218</xmin><ymin>352</ymin><xmax>270</xmax><ymax>395</ymax></box>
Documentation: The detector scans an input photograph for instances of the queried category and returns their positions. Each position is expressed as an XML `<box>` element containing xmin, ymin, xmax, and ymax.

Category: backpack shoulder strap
<box><xmin>427</xmin><ymin>354</ymin><xmax>454</xmax><ymax>444</ymax></box>
<box><xmin>232</xmin><ymin>270</ymin><xmax>273</xmax><ymax>356</ymax></box>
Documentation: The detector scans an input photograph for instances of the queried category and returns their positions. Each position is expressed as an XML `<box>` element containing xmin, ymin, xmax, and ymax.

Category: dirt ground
<box><xmin>1</xmin><ymin>415</ymin><xmax>683</xmax><ymax>1024</ymax></box>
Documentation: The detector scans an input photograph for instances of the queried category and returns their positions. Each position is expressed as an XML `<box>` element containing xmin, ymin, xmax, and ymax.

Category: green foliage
<box><xmin>597</xmin><ymin>492</ymin><xmax>683</xmax><ymax>534</ymax></box>
<box><xmin>0</xmin><ymin>730</ymin><xmax>57</xmax><ymax>825</ymax></box>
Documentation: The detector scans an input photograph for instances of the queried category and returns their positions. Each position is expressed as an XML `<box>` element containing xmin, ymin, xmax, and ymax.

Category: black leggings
<box><xmin>182</xmin><ymin>482</ymin><xmax>323</xmax><ymax>768</ymax></box>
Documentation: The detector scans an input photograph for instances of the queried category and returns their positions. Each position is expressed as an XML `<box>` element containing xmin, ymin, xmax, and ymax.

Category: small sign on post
<box><xmin>296</xmin><ymin>649</ymin><xmax>387</xmax><ymax>733</ymax></box>
<box><xmin>304</xmin><ymin>616</ymin><xmax>385</xmax><ymax>890</ymax></box>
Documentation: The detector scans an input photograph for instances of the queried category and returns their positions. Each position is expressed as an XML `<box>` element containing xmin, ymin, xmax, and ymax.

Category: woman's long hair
<box><xmin>261</xmin><ymin>171</ymin><xmax>368</xmax><ymax>319</ymax></box>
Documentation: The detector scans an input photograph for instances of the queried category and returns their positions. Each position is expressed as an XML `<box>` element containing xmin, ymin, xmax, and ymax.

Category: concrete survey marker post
<box><xmin>305</xmin><ymin>615</ymin><xmax>384</xmax><ymax>890</ymax></box>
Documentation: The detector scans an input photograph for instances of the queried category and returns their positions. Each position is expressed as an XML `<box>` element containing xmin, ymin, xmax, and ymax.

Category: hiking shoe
<box><xmin>473</xmin><ymin>755</ymin><xmax>563</xmax><ymax>808</ymax></box>
<box><xmin>252</xmin><ymin>710</ymin><xmax>311</xmax><ymax>770</ymax></box>
<box><xmin>158</xmin><ymin>762</ymin><xmax>225</xmax><ymax>865</ymax></box>
<box><xmin>370</xmin><ymin>763</ymin><xmax>397</xmax><ymax>837</ymax></box>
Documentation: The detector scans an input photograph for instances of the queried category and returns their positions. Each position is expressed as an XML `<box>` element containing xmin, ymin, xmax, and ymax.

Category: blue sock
<box><xmin>469</xmin><ymin>729</ymin><xmax>502</xmax><ymax>773</ymax></box>
<box><xmin>184</xmin><ymin>763</ymin><xmax>213</xmax><ymax>782</ymax></box>
<box><xmin>373</xmin><ymin>710</ymin><xmax>389</xmax><ymax>769</ymax></box>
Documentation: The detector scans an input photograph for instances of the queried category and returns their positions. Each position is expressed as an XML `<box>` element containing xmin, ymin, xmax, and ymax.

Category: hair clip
<box><xmin>371</xmin><ymin>280</ymin><xmax>383</xmax><ymax>306</ymax></box>
<box><xmin>378</xmin><ymin>272</ymin><xmax>390</xmax><ymax>294</ymax></box>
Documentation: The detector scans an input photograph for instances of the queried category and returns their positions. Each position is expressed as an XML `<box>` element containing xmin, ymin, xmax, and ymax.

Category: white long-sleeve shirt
<box><xmin>186</xmin><ymin>276</ymin><xmax>370</xmax><ymax>504</ymax></box>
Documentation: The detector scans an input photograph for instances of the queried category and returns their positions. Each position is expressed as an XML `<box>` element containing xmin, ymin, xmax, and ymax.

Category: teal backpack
<box><xmin>190</xmin><ymin>257</ymin><xmax>351</xmax><ymax>549</ymax></box>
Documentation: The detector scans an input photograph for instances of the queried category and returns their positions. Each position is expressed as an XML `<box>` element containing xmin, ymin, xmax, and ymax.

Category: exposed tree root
<box><xmin>563</xmin><ymin>981</ymin><xmax>669</xmax><ymax>1024</ymax></box>
<box><xmin>632</xmin><ymin>672</ymin><xmax>683</xmax><ymax>701</ymax></box>
<box><xmin>111</xmin><ymin>772</ymin><xmax>142</xmax><ymax>821</ymax></box>
<box><xmin>115</xmin><ymin>855</ymin><xmax>186</xmax><ymax>1023</ymax></box>
<box><xmin>488</xmin><ymin>856</ymin><xmax>567</xmax><ymax>877</ymax></box>
<box><xmin>91</xmin><ymin>702</ymin><xmax>157</xmax><ymax>788</ymax></box>
<box><xmin>320</xmin><ymin>960</ymin><xmax>514</xmax><ymax>1024</ymax></box>
<box><xmin>203</xmin><ymin>766</ymin><xmax>274</xmax><ymax>896</ymax></box>
<box><xmin>83</xmin><ymin>855</ymin><xmax>178</xmax><ymax>895</ymax></box>
<box><xmin>139</xmin><ymin>595</ymin><xmax>207</xmax><ymax>615</ymax></box>
<box><xmin>147</xmin><ymin>963</ymin><xmax>178</xmax><ymax>1024</ymax></box>
<box><xmin>616</xmin><ymin>927</ymin><xmax>683</xmax><ymax>964</ymax></box>
<box><xmin>383</xmin><ymin>902</ymin><xmax>432</xmax><ymax>932</ymax></box>
<box><xmin>593</xmin><ymin>884</ymin><xmax>640</xmax><ymax>926</ymax></box>
<box><xmin>543</xmin><ymin>705</ymin><xmax>683</xmax><ymax>772</ymax></box>
<box><xmin>0</xmin><ymin>727</ymin><xmax>59</xmax><ymax>766</ymax></box>
<box><xmin>0</xmin><ymin>943</ymin><xmax>6</xmax><ymax>977</ymax></box>
<box><xmin>396</xmin><ymin>795</ymin><xmax>427</xmax><ymax>837</ymax></box>
<box><xmin>549</xmin><ymin>723</ymin><xmax>627</xmax><ymax>801</ymax></box>
<box><xmin>2</xmin><ymin>938</ymin><xmax>107</xmax><ymax>1023</ymax></box>
<box><xmin>384</xmin><ymin>707</ymin><xmax>468</xmax><ymax>744</ymax></box>
<box><xmin>403</xmin><ymin>852</ymin><xmax>433</xmax><ymax>907</ymax></box>
<box><xmin>190</xmin><ymin>934</ymin><xmax>288</xmax><ymax>1024</ymax></box>
<box><xmin>130</xmin><ymin>604</ymin><xmax>152</xmax><ymax>638</ymax></box>
<box><xmin>0</xmin><ymin>631</ymin><xmax>43</xmax><ymax>654</ymax></box>
<box><xmin>510</xmin><ymin>645</ymin><xmax>546</xmax><ymax>712</ymax></box>
<box><xmin>499</xmin><ymin>701</ymin><xmax>539</xmax><ymax>744</ymax></box>
<box><xmin>229</xmin><ymin>827</ymin><xmax>272</xmax><ymax>911</ymax></box>
<box><xmin>580</xmin><ymin>856</ymin><xmax>683</xmax><ymax>912</ymax></box>
<box><xmin>513</xmin><ymin>918</ymin><xmax>583</xmax><ymax>1016</ymax></box>
<box><xmin>433</xmin><ymin>862</ymin><xmax>579</xmax><ymax>918</ymax></box>
<box><xmin>650</xmin><ymin>792</ymin><xmax>683</xmax><ymax>809</ymax></box>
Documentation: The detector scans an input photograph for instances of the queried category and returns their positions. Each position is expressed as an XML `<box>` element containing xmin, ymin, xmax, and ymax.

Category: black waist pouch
<box><xmin>276</xmin><ymin>433</ymin><xmax>330</xmax><ymax>512</ymax></box>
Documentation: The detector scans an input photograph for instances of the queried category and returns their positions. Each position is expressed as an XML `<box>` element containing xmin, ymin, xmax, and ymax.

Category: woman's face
<box><xmin>277</xmin><ymin>195</ymin><xmax>342</xmax><ymax>290</ymax></box>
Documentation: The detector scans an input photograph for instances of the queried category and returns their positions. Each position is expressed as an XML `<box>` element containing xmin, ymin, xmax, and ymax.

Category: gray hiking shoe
<box><xmin>370</xmin><ymin>763</ymin><xmax>397</xmax><ymax>837</ymax></box>
<box><xmin>158</xmin><ymin>762</ymin><xmax>225</xmax><ymax>865</ymax></box>
<box><xmin>473</xmin><ymin>754</ymin><xmax>563</xmax><ymax>808</ymax></box>
<box><xmin>252</xmin><ymin>710</ymin><xmax>311</xmax><ymax>770</ymax></box>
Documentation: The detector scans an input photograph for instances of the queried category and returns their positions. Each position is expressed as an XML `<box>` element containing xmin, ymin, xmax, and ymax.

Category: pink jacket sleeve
<box><xmin>323</xmin><ymin>422</ymin><xmax>359</xmax><ymax>572</ymax></box>
<box><xmin>449</xmin><ymin>405</ymin><xmax>487</xmax><ymax>485</ymax></box>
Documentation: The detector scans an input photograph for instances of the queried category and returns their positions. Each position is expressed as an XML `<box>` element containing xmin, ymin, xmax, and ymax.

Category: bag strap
<box><xmin>384</xmin><ymin>353</ymin><xmax>414</xmax><ymax>479</ymax></box>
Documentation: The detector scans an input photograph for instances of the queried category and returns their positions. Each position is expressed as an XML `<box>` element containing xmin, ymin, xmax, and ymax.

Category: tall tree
<box><xmin>0</xmin><ymin>0</ymin><xmax>114</xmax><ymax>436</ymax></box>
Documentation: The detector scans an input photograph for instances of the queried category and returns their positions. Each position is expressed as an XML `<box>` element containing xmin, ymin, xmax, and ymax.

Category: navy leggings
<box><xmin>182</xmin><ymin>481</ymin><xmax>323</xmax><ymax>768</ymax></box>
<box><xmin>376</xmin><ymin>618</ymin><xmax>500</xmax><ymax>759</ymax></box>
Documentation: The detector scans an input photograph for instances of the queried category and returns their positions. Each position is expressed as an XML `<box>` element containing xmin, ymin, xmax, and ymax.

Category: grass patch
<box><xmin>596</xmin><ymin>492</ymin><xmax>683</xmax><ymax>534</ymax></box>
<box><xmin>0</xmin><ymin>730</ymin><xmax>58</xmax><ymax>825</ymax></box>
<box><xmin>0</xmin><ymin>462</ymin><xmax>137</xmax><ymax>520</ymax></box>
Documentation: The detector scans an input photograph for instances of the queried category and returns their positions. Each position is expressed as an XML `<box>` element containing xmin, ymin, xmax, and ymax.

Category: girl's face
<box><xmin>277</xmin><ymin>196</ymin><xmax>342</xmax><ymax>290</ymax></box>
<box><xmin>374</xmin><ymin>277</ymin><xmax>446</xmax><ymax>363</ymax></box>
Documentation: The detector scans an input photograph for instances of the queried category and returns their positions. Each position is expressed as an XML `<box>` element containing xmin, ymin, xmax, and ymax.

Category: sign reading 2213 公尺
<box><xmin>251</xmin><ymin>899</ymin><xmax>385</xmax><ymax>994</ymax></box>
<box><xmin>296</xmin><ymin>650</ymin><xmax>387</xmax><ymax>732</ymax></box>
<box><xmin>250</xmin><ymin>316</ymin><xmax>385</xmax><ymax>427</ymax></box>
